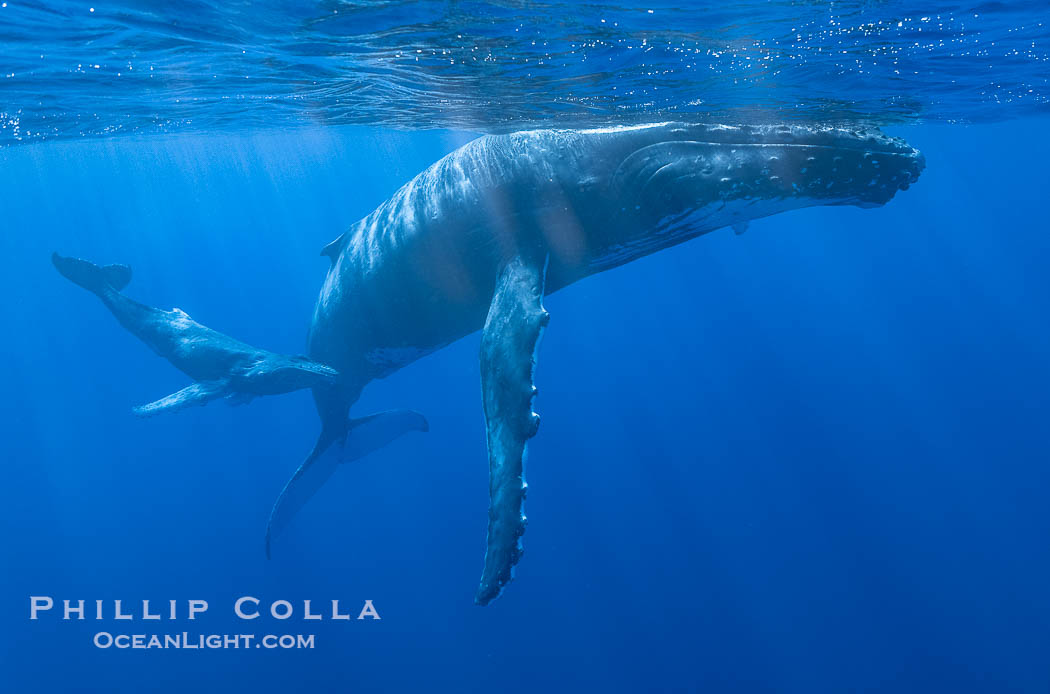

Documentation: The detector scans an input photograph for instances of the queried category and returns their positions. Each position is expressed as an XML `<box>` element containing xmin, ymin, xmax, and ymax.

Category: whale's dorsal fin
<box><xmin>132</xmin><ymin>381</ymin><xmax>230</xmax><ymax>417</ymax></box>
<box><xmin>475</xmin><ymin>250</ymin><xmax>550</xmax><ymax>606</ymax></box>
<box><xmin>320</xmin><ymin>232</ymin><xmax>347</xmax><ymax>263</ymax></box>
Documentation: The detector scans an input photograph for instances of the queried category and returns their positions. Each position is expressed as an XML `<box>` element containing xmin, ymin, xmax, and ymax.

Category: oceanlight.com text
<box><xmin>93</xmin><ymin>632</ymin><xmax>315</xmax><ymax>649</ymax></box>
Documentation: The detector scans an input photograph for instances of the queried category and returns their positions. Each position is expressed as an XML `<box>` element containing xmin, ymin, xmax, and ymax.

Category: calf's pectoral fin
<box><xmin>476</xmin><ymin>250</ymin><xmax>550</xmax><ymax>606</ymax></box>
<box><xmin>132</xmin><ymin>381</ymin><xmax>230</xmax><ymax>417</ymax></box>
<box><xmin>264</xmin><ymin>409</ymin><xmax>429</xmax><ymax>558</ymax></box>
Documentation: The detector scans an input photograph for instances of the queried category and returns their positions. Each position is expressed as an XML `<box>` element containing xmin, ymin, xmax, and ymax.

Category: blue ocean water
<box><xmin>2</xmin><ymin>2</ymin><xmax>1050</xmax><ymax>693</ymax></box>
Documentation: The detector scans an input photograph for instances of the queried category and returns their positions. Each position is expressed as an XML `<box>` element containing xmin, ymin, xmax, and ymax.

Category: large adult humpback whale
<box><xmin>56</xmin><ymin>123</ymin><xmax>924</xmax><ymax>606</ymax></box>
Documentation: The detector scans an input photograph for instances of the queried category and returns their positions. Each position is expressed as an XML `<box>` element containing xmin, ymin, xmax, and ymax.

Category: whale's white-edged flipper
<box><xmin>475</xmin><ymin>251</ymin><xmax>550</xmax><ymax>606</ymax></box>
<box><xmin>132</xmin><ymin>381</ymin><xmax>230</xmax><ymax>417</ymax></box>
<box><xmin>264</xmin><ymin>409</ymin><xmax>429</xmax><ymax>558</ymax></box>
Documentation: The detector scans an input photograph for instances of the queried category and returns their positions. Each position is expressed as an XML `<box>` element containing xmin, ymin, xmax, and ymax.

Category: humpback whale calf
<box><xmin>51</xmin><ymin>253</ymin><xmax>343</xmax><ymax>414</ymax></box>
<box><xmin>56</xmin><ymin>122</ymin><xmax>924</xmax><ymax>605</ymax></box>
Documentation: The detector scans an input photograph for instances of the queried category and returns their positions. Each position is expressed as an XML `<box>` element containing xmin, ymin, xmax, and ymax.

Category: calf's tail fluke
<box><xmin>51</xmin><ymin>252</ymin><xmax>132</xmax><ymax>294</ymax></box>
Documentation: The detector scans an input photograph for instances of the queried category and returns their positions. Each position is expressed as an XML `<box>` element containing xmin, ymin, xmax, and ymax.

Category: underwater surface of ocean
<box><xmin>1</xmin><ymin>0</ymin><xmax>1049</xmax><ymax>141</ymax></box>
<box><xmin>1</xmin><ymin>2</ymin><xmax>1050</xmax><ymax>693</ymax></box>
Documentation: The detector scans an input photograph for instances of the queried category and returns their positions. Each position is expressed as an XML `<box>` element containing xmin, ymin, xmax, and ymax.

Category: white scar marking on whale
<box><xmin>573</xmin><ymin>122</ymin><xmax>675</xmax><ymax>135</ymax></box>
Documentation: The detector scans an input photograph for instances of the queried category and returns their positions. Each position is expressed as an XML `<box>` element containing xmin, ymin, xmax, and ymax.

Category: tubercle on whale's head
<box><xmin>612</xmin><ymin>123</ymin><xmax>925</xmax><ymax>225</ymax></box>
<box><xmin>746</xmin><ymin>124</ymin><xmax>926</xmax><ymax>208</ymax></box>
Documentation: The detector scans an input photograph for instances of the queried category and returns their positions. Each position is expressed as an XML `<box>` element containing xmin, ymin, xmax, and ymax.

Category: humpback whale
<box><xmin>53</xmin><ymin>252</ymin><xmax>429</xmax><ymax>464</ymax></box>
<box><xmin>55</xmin><ymin>122</ymin><xmax>924</xmax><ymax>605</ymax></box>
<box><xmin>51</xmin><ymin>253</ymin><xmax>343</xmax><ymax>414</ymax></box>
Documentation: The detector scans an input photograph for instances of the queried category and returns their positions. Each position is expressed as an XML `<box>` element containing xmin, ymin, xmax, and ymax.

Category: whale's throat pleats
<box><xmin>476</xmin><ymin>249</ymin><xmax>550</xmax><ymax>606</ymax></box>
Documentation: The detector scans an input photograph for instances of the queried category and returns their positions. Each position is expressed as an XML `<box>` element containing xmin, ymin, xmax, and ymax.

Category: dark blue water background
<box><xmin>2</xmin><ymin>1</ymin><xmax>1050</xmax><ymax>692</ymax></box>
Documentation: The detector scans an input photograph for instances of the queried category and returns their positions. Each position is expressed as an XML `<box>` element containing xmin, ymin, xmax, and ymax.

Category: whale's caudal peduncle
<box><xmin>54</xmin><ymin>123</ymin><xmax>924</xmax><ymax>605</ymax></box>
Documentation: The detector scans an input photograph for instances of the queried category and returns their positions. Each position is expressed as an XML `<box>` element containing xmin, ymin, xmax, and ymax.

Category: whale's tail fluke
<box><xmin>51</xmin><ymin>253</ymin><xmax>132</xmax><ymax>294</ymax></box>
<box><xmin>264</xmin><ymin>410</ymin><xmax>429</xmax><ymax>558</ymax></box>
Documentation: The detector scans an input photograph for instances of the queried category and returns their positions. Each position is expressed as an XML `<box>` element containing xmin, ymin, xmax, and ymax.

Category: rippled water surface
<box><xmin>1</xmin><ymin>1</ymin><xmax>1048</xmax><ymax>144</ymax></box>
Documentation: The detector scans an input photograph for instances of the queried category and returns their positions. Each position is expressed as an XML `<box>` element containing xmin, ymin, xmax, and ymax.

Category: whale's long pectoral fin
<box><xmin>132</xmin><ymin>381</ymin><xmax>230</xmax><ymax>417</ymax></box>
<box><xmin>264</xmin><ymin>409</ymin><xmax>429</xmax><ymax>558</ymax></box>
<box><xmin>476</xmin><ymin>251</ymin><xmax>550</xmax><ymax>606</ymax></box>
